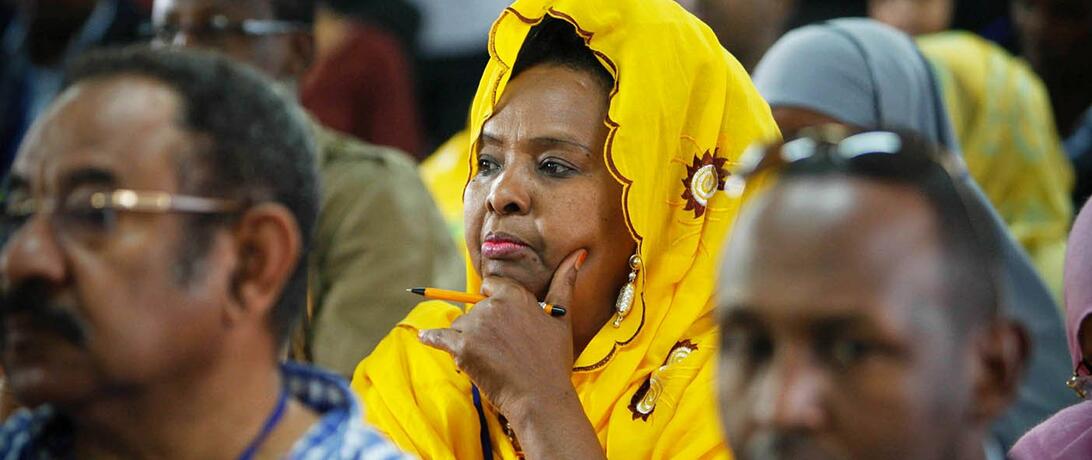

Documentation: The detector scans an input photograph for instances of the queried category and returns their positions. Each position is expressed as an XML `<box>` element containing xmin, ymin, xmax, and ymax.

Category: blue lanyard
<box><xmin>237</xmin><ymin>387</ymin><xmax>289</xmax><ymax>460</ymax></box>
<box><xmin>472</xmin><ymin>385</ymin><xmax>494</xmax><ymax>460</ymax></box>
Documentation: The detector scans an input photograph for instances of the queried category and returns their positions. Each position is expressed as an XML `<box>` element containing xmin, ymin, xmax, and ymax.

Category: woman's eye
<box><xmin>539</xmin><ymin>159</ymin><xmax>576</xmax><ymax>177</ymax></box>
<box><xmin>477</xmin><ymin>156</ymin><xmax>501</xmax><ymax>176</ymax></box>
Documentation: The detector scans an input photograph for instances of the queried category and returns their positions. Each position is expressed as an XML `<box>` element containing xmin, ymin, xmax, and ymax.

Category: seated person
<box><xmin>717</xmin><ymin>127</ymin><xmax>1029</xmax><ymax>460</ymax></box>
<box><xmin>0</xmin><ymin>46</ymin><xmax>404</xmax><ymax>459</ymax></box>
<box><xmin>916</xmin><ymin>30</ymin><xmax>1074</xmax><ymax>311</ymax></box>
<box><xmin>350</xmin><ymin>0</ymin><xmax>780</xmax><ymax>457</ymax></box>
<box><xmin>1010</xmin><ymin>197</ymin><xmax>1092</xmax><ymax>459</ymax></box>
<box><xmin>750</xmin><ymin>18</ymin><xmax>1074</xmax><ymax>448</ymax></box>
<box><xmin>151</xmin><ymin>0</ymin><xmax>463</xmax><ymax>374</ymax></box>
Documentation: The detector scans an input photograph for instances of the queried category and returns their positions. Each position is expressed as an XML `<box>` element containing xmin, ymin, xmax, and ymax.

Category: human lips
<box><xmin>4</xmin><ymin>314</ymin><xmax>62</xmax><ymax>363</ymax></box>
<box><xmin>481</xmin><ymin>232</ymin><xmax>532</xmax><ymax>259</ymax></box>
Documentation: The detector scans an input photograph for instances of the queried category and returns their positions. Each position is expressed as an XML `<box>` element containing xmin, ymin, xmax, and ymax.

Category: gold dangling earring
<box><xmin>613</xmin><ymin>254</ymin><xmax>642</xmax><ymax>327</ymax></box>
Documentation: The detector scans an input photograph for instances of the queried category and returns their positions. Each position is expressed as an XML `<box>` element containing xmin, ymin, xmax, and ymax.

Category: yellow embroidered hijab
<box><xmin>352</xmin><ymin>0</ymin><xmax>778</xmax><ymax>457</ymax></box>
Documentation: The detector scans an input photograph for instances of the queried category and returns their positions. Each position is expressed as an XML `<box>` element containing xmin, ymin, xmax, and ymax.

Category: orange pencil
<box><xmin>407</xmin><ymin>287</ymin><xmax>567</xmax><ymax>317</ymax></box>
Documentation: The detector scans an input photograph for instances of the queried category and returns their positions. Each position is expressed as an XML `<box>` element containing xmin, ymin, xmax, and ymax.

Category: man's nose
<box><xmin>754</xmin><ymin>350</ymin><xmax>828</xmax><ymax>432</ymax></box>
<box><xmin>1</xmin><ymin>216</ymin><xmax>68</xmax><ymax>290</ymax></box>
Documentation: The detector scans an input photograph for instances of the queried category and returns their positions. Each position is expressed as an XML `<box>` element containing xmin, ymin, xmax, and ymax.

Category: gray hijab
<box><xmin>752</xmin><ymin>18</ymin><xmax>1073</xmax><ymax>450</ymax></box>
<box><xmin>754</xmin><ymin>18</ymin><xmax>959</xmax><ymax>151</ymax></box>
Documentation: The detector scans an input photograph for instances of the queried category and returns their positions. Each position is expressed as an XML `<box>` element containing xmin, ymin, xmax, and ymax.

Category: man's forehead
<box><xmin>719</xmin><ymin>176</ymin><xmax>945</xmax><ymax>320</ymax></box>
<box><xmin>11</xmin><ymin>75</ymin><xmax>190</xmax><ymax>192</ymax></box>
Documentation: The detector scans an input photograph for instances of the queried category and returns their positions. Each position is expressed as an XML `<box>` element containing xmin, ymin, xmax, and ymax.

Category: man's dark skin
<box><xmin>0</xmin><ymin>73</ymin><xmax>317</xmax><ymax>459</ymax></box>
<box><xmin>717</xmin><ymin>174</ymin><xmax>1028</xmax><ymax>460</ymax></box>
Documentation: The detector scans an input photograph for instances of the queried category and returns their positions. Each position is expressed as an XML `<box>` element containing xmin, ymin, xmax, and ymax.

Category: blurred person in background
<box><xmin>306</xmin><ymin>0</ymin><xmax>423</xmax><ymax>157</ymax></box>
<box><xmin>751</xmin><ymin>18</ymin><xmax>1074</xmax><ymax>449</ymax></box>
<box><xmin>869</xmin><ymin>0</ymin><xmax>953</xmax><ymax>35</ymax></box>
<box><xmin>0</xmin><ymin>46</ymin><xmax>404</xmax><ymax>458</ymax></box>
<box><xmin>0</xmin><ymin>0</ymin><xmax>145</xmax><ymax>176</ymax></box>
<box><xmin>1010</xmin><ymin>197</ymin><xmax>1092</xmax><ymax>459</ymax></box>
<box><xmin>694</xmin><ymin>0</ymin><xmax>797</xmax><ymax>72</ymax></box>
<box><xmin>152</xmin><ymin>0</ymin><xmax>463</xmax><ymax>377</ymax></box>
<box><xmin>718</xmin><ymin>128</ymin><xmax>1028</xmax><ymax>460</ymax></box>
<box><xmin>918</xmin><ymin>31</ymin><xmax>1073</xmax><ymax>310</ymax></box>
<box><xmin>407</xmin><ymin>0</ymin><xmax>510</xmax><ymax>150</ymax></box>
<box><xmin>316</xmin><ymin>0</ymin><xmax>419</xmax><ymax>54</ymax></box>
<box><xmin>1011</xmin><ymin>0</ymin><xmax>1092</xmax><ymax>207</ymax></box>
<box><xmin>418</xmin><ymin>130</ymin><xmax>472</xmax><ymax>259</ymax></box>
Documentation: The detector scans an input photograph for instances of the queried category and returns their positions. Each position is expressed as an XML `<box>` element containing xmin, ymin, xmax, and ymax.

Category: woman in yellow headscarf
<box><xmin>351</xmin><ymin>0</ymin><xmax>778</xmax><ymax>457</ymax></box>
<box><xmin>917</xmin><ymin>31</ymin><xmax>1074</xmax><ymax>306</ymax></box>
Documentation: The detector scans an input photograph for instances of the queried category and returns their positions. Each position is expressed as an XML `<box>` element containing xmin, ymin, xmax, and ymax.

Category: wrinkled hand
<box><xmin>418</xmin><ymin>250</ymin><xmax>585</xmax><ymax>416</ymax></box>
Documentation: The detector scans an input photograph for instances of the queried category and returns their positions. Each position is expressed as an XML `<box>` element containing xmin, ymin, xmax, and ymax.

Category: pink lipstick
<box><xmin>482</xmin><ymin>232</ymin><xmax>531</xmax><ymax>259</ymax></box>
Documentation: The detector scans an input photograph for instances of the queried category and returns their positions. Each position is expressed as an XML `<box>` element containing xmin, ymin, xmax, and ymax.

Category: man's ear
<box><xmin>228</xmin><ymin>203</ymin><xmax>302</xmax><ymax>323</ymax></box>
<box><xmin>284</xmin><ymin>31</ymin><xmax>315</xmax><ymax>78</ymax></box>
<box><xmin>969</xmin><ymin>319</ymin><xmax>1030</xmax><ymax>423</ymax></box>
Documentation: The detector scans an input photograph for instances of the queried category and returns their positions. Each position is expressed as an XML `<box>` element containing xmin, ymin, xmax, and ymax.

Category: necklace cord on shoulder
<box><xmin>237</xmin><ymin>386</ymin><xmax>289</xmax><ymax>460</ymax></box>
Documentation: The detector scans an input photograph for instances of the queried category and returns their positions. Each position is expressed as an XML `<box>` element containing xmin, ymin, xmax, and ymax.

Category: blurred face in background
<box><xmin>1011</xmin><ymin>0</ymin><xmax>1092</xmax><ymax>74</ymax></box>
<box><xmin>0</xmin><ymin>77</ymin><xmax>235</xmax><ymax>408</ymax></box>
<box><xmin>695</xmin><ymin>0</ymin><xmax>796</xmax><ymax>71</ymax></box>
<box><xmin>869</xmin><ymin>0</ymin><xmax>954</xmax><ymax>36</ymax></box>
<box><xmin>152</xmin><ymin>0</ymin><xmax>310</xmax><ymax>82</ymax></box>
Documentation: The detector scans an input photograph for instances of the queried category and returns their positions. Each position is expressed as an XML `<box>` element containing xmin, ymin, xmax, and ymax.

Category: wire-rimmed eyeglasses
<box><xmin>149</xmin><ymin>15</ymin><xmax>308</xmax><ymax>47</ymax></box>
<box><xmin>725</xmin><ymin>125</ymin><xmax>971</xmax><ymax>199</ymax></box>
<box><xmin>1</xmin><ymin>189</ymin><xmax>242</xmax><ymax>246</ymax></box>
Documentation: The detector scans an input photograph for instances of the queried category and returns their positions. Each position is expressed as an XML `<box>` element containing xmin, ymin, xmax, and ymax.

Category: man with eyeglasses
<box><xmin>716</xmin><ymin>128</ymin><xmax>1029</xmax><ymax>460</ymax></box>
<box><xmin>151</xmin><ymin>0</ymin><xmax>464</xmax><ymax>376</ymax></box>
<box><xmin>0</xmin><ymin>46</ymin><xmax>407</xmax><ymax>458</ymax></box>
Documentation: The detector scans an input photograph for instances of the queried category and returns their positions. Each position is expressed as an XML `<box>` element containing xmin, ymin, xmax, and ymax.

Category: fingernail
<box><xmin>418</xmin><ymin>330</ymin><xmax>431</xmax><ymax>343</ymax></box>
<box><xmin>576</xmin><ymin>250</ymin><xmax>588</xmax><ymax>270</ymax></box>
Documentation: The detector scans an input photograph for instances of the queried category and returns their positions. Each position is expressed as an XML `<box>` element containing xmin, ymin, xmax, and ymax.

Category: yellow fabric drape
<box><xmin>419</xmin><ymin>131</ymin><xmax>471</xmax><ymax>259</ymax></box>
<box><xmin>918</xmin><ymin>32</ymin><xmax>1074</xmax><ymax>306</ymax></box>
<box><xmin>353</xmin><ymin>0</ymin><xmax>779</xmax><ymax>457</ymax></box>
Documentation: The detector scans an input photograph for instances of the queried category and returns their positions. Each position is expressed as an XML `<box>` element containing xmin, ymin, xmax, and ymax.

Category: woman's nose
<box><xmin>486</xmin><ymin>166</ymin><xmax>532</xmax><ymax>216</ymax></box>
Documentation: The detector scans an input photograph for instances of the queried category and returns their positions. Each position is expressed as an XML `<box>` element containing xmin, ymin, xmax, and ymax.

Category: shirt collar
<box><xmin>1</xmin><ymin>362</ymin><xmax>402</xmax><ymax>459</ymax></box>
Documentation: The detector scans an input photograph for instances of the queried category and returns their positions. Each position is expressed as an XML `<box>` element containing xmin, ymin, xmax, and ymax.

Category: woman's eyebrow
<box><xmin>530</xmin><ymin>136</ymin><xmax>593</xmax><ymax>156</ymax></box>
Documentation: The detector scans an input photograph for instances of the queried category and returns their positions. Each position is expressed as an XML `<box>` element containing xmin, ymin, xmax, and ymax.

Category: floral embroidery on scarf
<box><xmin>628</xmin><ymin>340</ymin><xmax>699</xmax><ymax>421</ymax></box>
<box><xmin>681</xmin><ymin>150</ymin><xmax>729</xmax><ymax>218</ymax></box>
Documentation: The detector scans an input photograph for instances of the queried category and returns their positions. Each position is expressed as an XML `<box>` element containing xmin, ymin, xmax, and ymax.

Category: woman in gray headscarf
<box><xmin>750</xmin><ymin>18</ymin><xmax>1073</xmax><ymax>451</ymax></box>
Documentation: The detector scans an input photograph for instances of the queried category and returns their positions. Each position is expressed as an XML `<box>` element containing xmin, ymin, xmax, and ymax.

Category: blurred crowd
<box><xmin>0</xmin><ymin>0</ymin><xmax>1090</xmax><ymax>458</ymax></box>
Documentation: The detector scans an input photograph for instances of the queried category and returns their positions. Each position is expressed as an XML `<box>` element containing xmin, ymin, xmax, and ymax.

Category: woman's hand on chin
<box><xmin>418</xmin><ymin>249</ymin><xmax>585</xmax><ymax>415</ymax></box>
<box><xmin>418</xmin><ymin>249</ymin><xmax>606</xmax><ymax>459</ymax></box>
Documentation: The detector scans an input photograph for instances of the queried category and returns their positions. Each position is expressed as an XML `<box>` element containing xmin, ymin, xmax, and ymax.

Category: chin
<box><xmin>480</xmin><ymin>261</ymin><xmax>550</xmax><ymax>297</ymax></box>
<box><xmin>6</xmin><ymin>365</ymin><xmax>98</xmax><ymax>409</ymax></box>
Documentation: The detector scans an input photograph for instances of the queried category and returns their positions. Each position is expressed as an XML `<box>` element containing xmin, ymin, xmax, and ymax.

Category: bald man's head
<box><xmin>716</xmin><ymin>149</ymin><xmax>1024</xmax><ymax>460</ymax></box>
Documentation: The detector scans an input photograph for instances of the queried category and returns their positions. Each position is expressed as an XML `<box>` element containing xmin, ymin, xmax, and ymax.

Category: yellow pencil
<box><xmin>407</xmin><ymin>287</ymin><xmax>567</xmax><ymax>317</ymax></box>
